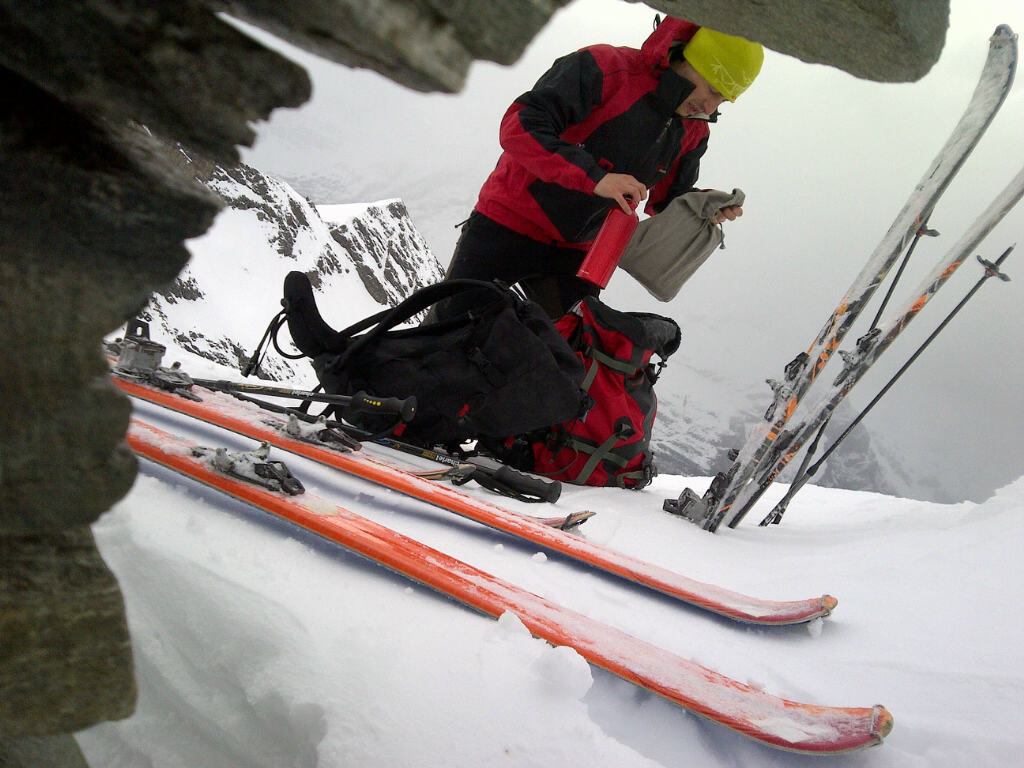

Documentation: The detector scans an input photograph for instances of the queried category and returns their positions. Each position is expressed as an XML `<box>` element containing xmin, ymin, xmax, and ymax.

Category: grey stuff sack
<box><xmin>618</xmin><ymin>188</ymin><xmax>745</xmax><ymax>302</ymax></box>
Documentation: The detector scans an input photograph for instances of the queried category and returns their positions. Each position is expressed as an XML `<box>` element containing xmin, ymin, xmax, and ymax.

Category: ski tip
<box><xmin>871</xmin><ymin>705</ymin><xmax>895</xmax><ymax>742</ymax></box>
<box><xmin>991</xmin><ymin>24</ymin><xmax>1017</xmax><ymax>48</ymax></box>
<box><xmin>560</xmin><ymin>510</ymin><xmax>597</xmax><ymax>530</ymax></box>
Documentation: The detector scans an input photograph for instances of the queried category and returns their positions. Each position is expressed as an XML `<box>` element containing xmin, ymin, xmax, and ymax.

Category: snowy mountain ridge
<box><xmin>136</xmin><ymin>142</ymin><xmax>443</xmax><ymax>383</ymax></box>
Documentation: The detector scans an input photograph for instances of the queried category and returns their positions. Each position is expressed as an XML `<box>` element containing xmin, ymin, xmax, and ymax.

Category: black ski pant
<box><xmin>433</xmin><ymin>211</ymin><xmax>598</xmax><ymax>321</ymax></box>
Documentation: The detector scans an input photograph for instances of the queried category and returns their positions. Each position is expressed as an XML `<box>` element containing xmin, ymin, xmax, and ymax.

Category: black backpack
<box><xmin>256</xmin><ymin>272</ymin><xmax>587</xmax><ymax>446</ymax></box>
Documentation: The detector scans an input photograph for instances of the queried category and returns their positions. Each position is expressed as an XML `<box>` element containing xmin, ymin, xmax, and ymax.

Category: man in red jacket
<box><xmin>437</xmin><ymin>17</ymin><xmax>763</xmax><ymax>319</ymax></box>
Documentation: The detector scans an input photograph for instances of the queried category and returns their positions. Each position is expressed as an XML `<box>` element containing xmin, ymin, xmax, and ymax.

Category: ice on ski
<box><xmin>747</xmin><ymin>715</ymin><xmax>838</xmax><ymax>744</ymax></box>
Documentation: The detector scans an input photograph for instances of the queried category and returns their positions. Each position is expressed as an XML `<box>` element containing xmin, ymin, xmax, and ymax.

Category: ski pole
<box><xmin>191</xmin><ymin>378</ymin><xmax>418</xmax><ymax>423</ymax></box>
<box><xmin>218</xmin><ymin>389</ymin><xmax>562</xmax><ymax>504</ymax></box>
<box><xmin>867</xmin><ymin>221</ymin><xmax>940</xmax><ymax>331</ymax></box>
<box><xmin>678</xmin><ymin>28</ymin><xmax>1018</xmax><ymax>533</ymax></box>
<box><xmin>727</xmin><ymin>161</ymin><xmax>1024</xmax><ymax>530</ymax></box>
<box><xmin>755</xmin><ymin>226</ymin><xmax>936</xmax><ymax>527</ymax></box>
<box><xmin>342</xmin><ymin>431</ymin><xmax>560</xmax><ymax>504</ymax></box>
<box><xmin>761</xmin><ymin>245</ymin><xmax>1014</xmax><ymax>526</ymax></box>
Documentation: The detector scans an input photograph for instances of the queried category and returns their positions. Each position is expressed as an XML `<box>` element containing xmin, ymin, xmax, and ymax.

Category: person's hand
<box><xmin>711</xmin><ymin>205</ymin><xmax>743</xmax><ymax>224</ymax></box>
<box><xmin>594</xmin><ymin>173</ymin><xmax>647</xmax><ymax>214</ymax></box>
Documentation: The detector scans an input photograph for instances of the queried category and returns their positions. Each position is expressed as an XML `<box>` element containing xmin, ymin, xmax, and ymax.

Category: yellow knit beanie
<box><xmin>682</xmin><ymin>28</ymin><xmax>764</xmax><ymax>101</ymax></box>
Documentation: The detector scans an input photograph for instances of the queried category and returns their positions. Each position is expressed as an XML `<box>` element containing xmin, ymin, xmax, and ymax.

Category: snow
<box><xmin>317</xmin><ymin>201</ymin><xmax>395</xmax><ymax>225</ymax></box>
<box><xmin>77</xmin><ymin>381</ymin><xmax>1024</xmax><ymax>766</ymax></box>
<box><xmin>174</xmin><ymin>193</ymin><xmax>388</xmax><ymax>357</ymax></box>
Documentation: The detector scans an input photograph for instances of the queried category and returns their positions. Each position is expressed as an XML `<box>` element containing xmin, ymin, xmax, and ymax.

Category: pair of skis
<box><xmin>110</xmin><ymin>355</ymin><xmax>888</xmax><ymax>751</ymax></box>
<box><xmin>113</xmin><ymin>373</ymin><xmax>835</xmax><ymax>627</ymax></box>
<box><xmin>123</xmin><ymin>407</ymin><xmax>892</xmax><ymax>754</ymax></box>
<box><xmin>667</xmin><ymin>24</ymin><xmax>1020</xmax><ymax>532</ymax></box>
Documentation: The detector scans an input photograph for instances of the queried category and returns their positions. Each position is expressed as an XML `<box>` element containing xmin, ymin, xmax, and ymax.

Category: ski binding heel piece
<box><xmin>663</xmin><ymin>487</ymin><xmax>712</xmax><ymax>524</ymax></box>
<box><xmin>112</xmin><ymin>318</ymin><xmax>201</xmax><ymax>401</ymax></box>
<box><xmin>193</xmin><ymin>442</ymin><xmax>305</xmax><ymax>495</ymax></box>
<box><xmin>283</xmin><ymin>414</ymin><xmax>361</xmax><ymax>453</ymax></box>
<box><xmin>113</xmin><ymin>318</ymin><xmax>165</xmax><ymax>376</ymax></box>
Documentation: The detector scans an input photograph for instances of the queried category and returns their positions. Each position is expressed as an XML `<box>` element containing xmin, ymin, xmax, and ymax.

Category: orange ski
<box><xmin>126</xmin><ymin>417</ymin><xmax>892</xmax><ymax>754</ymax></box>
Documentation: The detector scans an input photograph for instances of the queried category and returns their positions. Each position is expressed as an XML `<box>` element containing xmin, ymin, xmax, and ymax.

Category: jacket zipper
<box><xmin>635</xmin><ymin>117</ymin><xmax>681</xmax><ymax>182</ymax></box>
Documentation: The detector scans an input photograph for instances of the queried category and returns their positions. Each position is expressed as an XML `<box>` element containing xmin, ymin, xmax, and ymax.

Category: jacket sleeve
<box><xmin>647</xmin><ymin>134</ymin><xmax>709</xmax><ymax>215</ymax></box>
<box><xmin>498</xmin><ymin>50</ymin><xmax>608</xmax><ymax>195</ymax></box>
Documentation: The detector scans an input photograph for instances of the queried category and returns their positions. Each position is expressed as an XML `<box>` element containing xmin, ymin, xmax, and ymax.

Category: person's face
<box><xmin>673</xmin><ymin>60</ymin><xmax>727</xmax><ymax>118</ymax></box>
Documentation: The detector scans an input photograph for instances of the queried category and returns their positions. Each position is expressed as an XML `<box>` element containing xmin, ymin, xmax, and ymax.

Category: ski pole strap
<box><xmin>328</xmin><ymin>278</ymin><xmax>518</xmax><ymax>372</ymax></box>
<box><xmin>243</xmin><ymin>309</ymin><xmax>292</xmax><ymax>377</ymax></box>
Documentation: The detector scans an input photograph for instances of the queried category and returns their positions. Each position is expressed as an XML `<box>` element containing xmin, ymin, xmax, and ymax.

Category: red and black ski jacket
<box><xmin>474</xmin><ymin>17</ymin><xmax>712</xmax><ymax>249</ymax></box>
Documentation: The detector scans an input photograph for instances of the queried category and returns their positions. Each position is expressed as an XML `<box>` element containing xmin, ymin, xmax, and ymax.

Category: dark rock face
<box><xmin>0</xmin><ymin>735</ymin><xmax>90</xmax><ymax>768</ymax></box>
<box><xmin>0</xmin><ymin>529</ymin><xmax>134</xmax><ymax>736</ymax></box>
<box><xmin>0</xmin><ymin>0</ymin><xmax>309</xmax><ymax>741</ymax></box>
<box><xmin>647</xmin><ymin>0</ymin><xmax>949</xmax><ymax>82</ymax></box>
<box><xmin>207</xmin><ymin>0</ymin><xmax>576</xmax><ymax>92</ymax></box>
<box><xmin>0</xmin><ymin>0</ymin><xmax>948</xmax><ymax>753</ymax></box>
<box><xmin>322</xmin><ymin>200</ymin><xmax>444</xmax><ymax>307</ymax></box>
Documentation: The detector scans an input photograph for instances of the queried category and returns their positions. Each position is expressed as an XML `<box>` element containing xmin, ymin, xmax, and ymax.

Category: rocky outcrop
<box><xmin>207</xmin><ymin>0</ymin><xmax>948</xmax><ymax>91</ymax></box>
<box><xmin>648</xmin><ymin>0</ymin><xmax>949</xmax><ymax>82</ymax></box>
<box><xmin>320</xmin><ymin>200</ymin><xmax>443</xmax><ymax>307</ymax></box>
<box><xmin>1</xmin><ymin>0</ymin><xmax>310</xmax><ymax>742</ymax></box>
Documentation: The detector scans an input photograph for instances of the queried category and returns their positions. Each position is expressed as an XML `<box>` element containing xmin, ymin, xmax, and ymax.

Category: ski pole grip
<box><xmin>494</xmin><ymin>465</ymin><xmax>562</xmax><ymax>504</ymax></box>
<box><xmin>350</xmin><ymin>391</ymin><xmax>418</xmax><ymax>422</ymax></box>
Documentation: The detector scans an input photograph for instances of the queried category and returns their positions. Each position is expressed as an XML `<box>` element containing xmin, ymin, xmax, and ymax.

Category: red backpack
<box><xmin>528</xmin><ymin>296</ymin><xmax>680</xmax><ymax>489</ymax></box>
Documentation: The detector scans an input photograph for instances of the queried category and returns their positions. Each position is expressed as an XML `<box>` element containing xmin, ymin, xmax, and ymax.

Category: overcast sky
<box><xmin>241</xmin><ymin>0</ymin><xmax>1024</xmax><ymax>502</ymax></box>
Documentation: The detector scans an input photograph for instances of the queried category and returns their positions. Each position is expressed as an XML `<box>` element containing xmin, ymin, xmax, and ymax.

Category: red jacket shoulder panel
<box><xmin>476</xmin><ymin>17</ymin><xmax>708</xmax><ymax>247</ymax></box>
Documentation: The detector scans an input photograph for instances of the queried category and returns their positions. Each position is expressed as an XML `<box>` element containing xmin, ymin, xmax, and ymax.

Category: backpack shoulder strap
<box><xmin>282</xmin><ymin>271</ymin><xmax>515</xmax><ymax>358</ymax></box>
<box><xmin>321</xmin><ymin>278</ymin><xmax>519</xmax><ymax>372</ymax></box>
<box><xmin>336</xmin><ymin>278</ymin><xmax>514</xmax><ymax>340</ymax></box>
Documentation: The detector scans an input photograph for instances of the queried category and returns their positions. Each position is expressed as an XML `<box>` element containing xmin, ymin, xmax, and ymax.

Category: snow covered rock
<box><xmin>132</xmin><ymin>146</ymin><xmax>443</xmax><ymax>384</ymax></box>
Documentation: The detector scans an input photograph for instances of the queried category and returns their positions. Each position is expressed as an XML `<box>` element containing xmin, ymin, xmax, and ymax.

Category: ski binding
<box><xmin>111</xmin><ymin>319</ymin><xmax>201</xmax><ymax>401</ymax></box>
<box><xmin>192</xmin><ymin>442</ymin><xmax>305</xmax><ymax>496</ymax></box>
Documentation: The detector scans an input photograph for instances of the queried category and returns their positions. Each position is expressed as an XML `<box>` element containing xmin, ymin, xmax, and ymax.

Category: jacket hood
<box><xmin>640</xmin><ymin>17</ymin><xmax>700</xmax><ymax>71</ymax></box>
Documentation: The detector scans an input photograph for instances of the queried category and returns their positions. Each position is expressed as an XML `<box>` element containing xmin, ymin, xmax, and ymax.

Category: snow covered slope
<box><xmin>135</xmin><ymin>144</ymin><xmax>444</xmax><ymax>385</ymax></box>
<box><xmin>79</xmin><ymin>391</ymin><xmax>1024</xmax><ymax>766</ymax></box>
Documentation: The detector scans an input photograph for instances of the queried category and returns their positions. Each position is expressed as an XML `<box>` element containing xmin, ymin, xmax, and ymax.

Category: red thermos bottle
<box><xmin>575</xmin><ymin>200</ymin><xmax>639</xmax><ymax>288</ymax></box>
